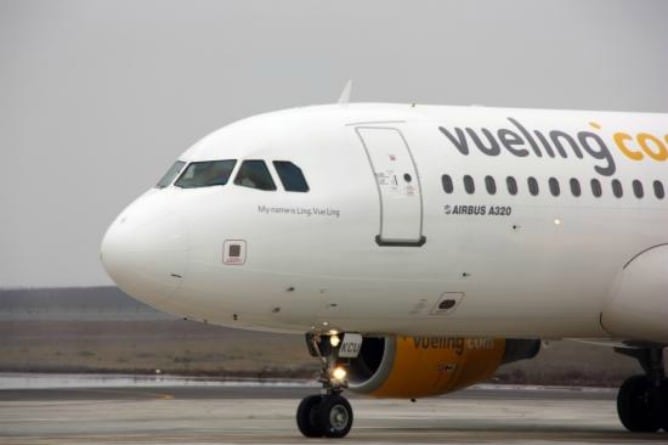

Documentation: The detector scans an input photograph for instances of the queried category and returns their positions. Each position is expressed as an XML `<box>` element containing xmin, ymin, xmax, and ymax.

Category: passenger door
<box><xmin>356</xmin><ymin>127</ymin><xmax>425</xmax><ymax>246</ymax></box>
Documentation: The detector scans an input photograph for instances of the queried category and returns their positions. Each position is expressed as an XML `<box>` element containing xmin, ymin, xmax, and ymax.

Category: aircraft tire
<box><xmin>617</xmin><ymin>375</ymin><xmax>660</xmax><ymax>432</ymax></box>
<box><xmin>661</xmin><ymin>379</ymin><xmax>668</xmax><ymax>432</ymax></box>
<box><xmin>316</xmin><ymin>394</ymin><xmax>353</xmax><ymax>438</ymax></box>
<box><xmin>296</xmin><ymin>395</ymin><xmax>324</xmax><ymax>437</ymax></box>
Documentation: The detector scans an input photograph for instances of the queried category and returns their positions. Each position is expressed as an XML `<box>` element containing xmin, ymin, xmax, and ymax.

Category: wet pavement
<box><xmin>1</xmin><ymin>374</ymin><xmax>664</xmax><ymax>444</ymax></box>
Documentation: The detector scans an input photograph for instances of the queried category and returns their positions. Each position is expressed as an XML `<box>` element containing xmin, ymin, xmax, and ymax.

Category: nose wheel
<box><xmin>296</xmin><ymin>333</ymin><xmax>355</xmax><ymax>438</ymax></box>
<box><xmin>297</xmin><ymin>394</ymin><xmax>353</xmax><ymax>438</ymax></box>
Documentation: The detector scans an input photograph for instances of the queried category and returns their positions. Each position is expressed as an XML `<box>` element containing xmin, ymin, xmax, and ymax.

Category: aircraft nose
<box><xmin>100</xmin><ymin>192</ymin><xmax>187</xmax><ymax>303</ymax></box>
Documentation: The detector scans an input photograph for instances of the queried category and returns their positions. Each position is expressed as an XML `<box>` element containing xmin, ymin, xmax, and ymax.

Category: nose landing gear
<box><xmin>296</xmin><ymin>333</ymin><xmax>355</xmax><ymax>438</ymax></box>
<box><xmin>297</xmin><ymin>393</ymin><xmax>353</xmax><ymax>438</ymax></box>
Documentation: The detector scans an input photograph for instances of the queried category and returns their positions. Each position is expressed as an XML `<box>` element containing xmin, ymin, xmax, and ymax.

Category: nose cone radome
<box><xmin>101</xmin><ymin>192</ymin><xmax>187</xmax><ymax>304</ymax></box>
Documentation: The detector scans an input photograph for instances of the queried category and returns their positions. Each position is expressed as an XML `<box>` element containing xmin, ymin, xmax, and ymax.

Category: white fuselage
<box><xmin>101</xmin><ymin>104</ymin><xmax>668</xmax><ymax>343</ymax></box>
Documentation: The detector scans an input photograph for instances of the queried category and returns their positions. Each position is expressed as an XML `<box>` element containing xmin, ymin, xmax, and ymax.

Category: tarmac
<box><xmin>1</xmin><ymin>374</ymin><xmax>666</xmax><ymax>445</ymax></box>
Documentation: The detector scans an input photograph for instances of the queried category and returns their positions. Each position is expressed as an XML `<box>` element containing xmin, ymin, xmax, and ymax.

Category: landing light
<box><xmin>331</xmin><ymin>366</ymin><xmax>347</xmax><ymax>382</ymax></box>
<box><xmin>330</xmin><ymin>335</ymin><xmax>341</xmax><ymax>347</ymax></box>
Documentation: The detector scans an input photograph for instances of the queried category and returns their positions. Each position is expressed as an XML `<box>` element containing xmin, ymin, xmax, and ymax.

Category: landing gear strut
<box><xmin>296</xmin><ymin>333</ymin><xmax>354</xmax><ymax>438</ymax></box>
<box><xmin>616</xmin><ymin>347</ymin><xmax>668</xmax><ymax>432</ymax></box>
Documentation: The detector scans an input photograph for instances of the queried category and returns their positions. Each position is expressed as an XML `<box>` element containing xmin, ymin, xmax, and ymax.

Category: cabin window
<box><xmin>485</xmin><ymin>176</ymin><xmax>497</xmax><ymax>195</ymax></box>
<box><xmin>527</xmin><ymin>177</ymin><xmax>539</xmax><ymax>196</ymax></box>
<box><xmin>441</xmin><ymin>174</ymin><xmax>454</xmax><ymax>194</ymax></box>
<box><xmin>632</xmin><ymin>180</ymin><xmax>644</xmax><ymax>199</ymax></box>
<box><xmin>463</xmin><ymin>175</ymin><xmax>475</xmax><ymax>194</ymax></box>
<box><xmin>548</xmin><ymin>177</ymin><xmax>560</xmax><ymax>197</ymax></box>
<box><xmin>570</xmin><ymin>178</ymin><xmax>581</xmax><ymax>197</ymax></box>
<box><xmin>591</xmin><ymin>178</ymin><xmax>602</xmax><ymax>197</ymax></box>
<box><xmin>156</xmin><ymin>161</ymin><xmax>186</xmax><ymax>188</ymax></box>
<box><xmin>506</xmin><ymin>176</ymin><xmax>518</xmax><ymax>195</ymax></box>
<box><xmin>234</xmin><ymin>160</ymin><xmax>277</xmax><ymax>191</ymax></box>
<box><xmin>654</xmin><ymin>180</ymin><xmax>665</xmax><ymax>199</ymax></box>
<box><xmin>174</xmin><ymin>160</ymin><xmax>236</xmax><ymax>188</ymax></box>
<box><xmin>273</xmin><ymin>161</ymin><xmax>309</xmax><ymax>192</ymax></box>
<box><xmin>612</xmin><ymin>179</ymin><xmax>623</xmax><ymax>198</ymax></box>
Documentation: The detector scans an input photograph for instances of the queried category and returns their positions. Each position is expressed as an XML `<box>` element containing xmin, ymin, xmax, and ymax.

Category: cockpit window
<box><xmin>174</xmin><ymin>160</ymin><xmax>237</xmax><ymax>188</ymax></box>
<box><xmin>156</xmin><ymin>161</ymin><xmax>185</xmax><ymax>188</ymax></box>
<box><xmin>273</xmin><ymin>161</ymin><xmax>309</xmax><ymax>192</ymax></box>
<box><xmin>234</xmin><ymin>160</ymin><xmax>277</xmax><ymax>191</ymax></box>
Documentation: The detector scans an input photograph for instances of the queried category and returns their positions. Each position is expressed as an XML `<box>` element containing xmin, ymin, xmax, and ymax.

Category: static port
<box><xmin>438</xmin><ymin>299</ymin><xmax>456</xmax><ymax>310</ymax></box>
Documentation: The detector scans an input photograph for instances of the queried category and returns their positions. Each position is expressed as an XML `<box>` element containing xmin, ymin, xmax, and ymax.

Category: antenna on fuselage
<box><xmin>337</xmin><ymin>80</ymin><xmax>353</xmax><ymax>104</ymax></box>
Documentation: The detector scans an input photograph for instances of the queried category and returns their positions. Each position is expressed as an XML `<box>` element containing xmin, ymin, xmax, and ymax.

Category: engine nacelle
<box><xmin>342</xmin><ymin>336</ymin><xmax>539</xmax><ymax>398</ymax></box>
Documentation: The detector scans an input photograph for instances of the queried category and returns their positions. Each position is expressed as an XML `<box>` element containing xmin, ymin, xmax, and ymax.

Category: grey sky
<box><xmin>2</xmin><ymin>0</ymin><xmax>667</xmax><ymax>288</ymax></box>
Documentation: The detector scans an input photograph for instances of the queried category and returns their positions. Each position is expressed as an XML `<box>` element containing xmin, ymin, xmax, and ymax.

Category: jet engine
<box><xmin>340</xmin><ymin>336</ymin><xmax>540</xmax><ymax>398</ymax></box>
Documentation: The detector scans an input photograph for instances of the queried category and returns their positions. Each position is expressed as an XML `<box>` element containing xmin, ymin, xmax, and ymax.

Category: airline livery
<box><xmin>101</xmin><ymin>93</ymin><xmax>668</xmax><ymax>437</ymax></box>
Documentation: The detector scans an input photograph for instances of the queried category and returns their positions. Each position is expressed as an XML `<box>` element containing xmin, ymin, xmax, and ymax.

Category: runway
<box><xmin>1</xmin><ymin>374</ymin><xmax>666</xmax><ymax>444</ymax></box>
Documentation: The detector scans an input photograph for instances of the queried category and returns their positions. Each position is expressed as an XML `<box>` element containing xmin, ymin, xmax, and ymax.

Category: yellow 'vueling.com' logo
<box><xmin>611</xmin><ymin>124</ymin><xmax>668</xmax><ymax>162</ymax></box>
<box><xmin>438</xmin><ymin>118</ymin><xmax>667</xmax><ymax>176</ymax></box>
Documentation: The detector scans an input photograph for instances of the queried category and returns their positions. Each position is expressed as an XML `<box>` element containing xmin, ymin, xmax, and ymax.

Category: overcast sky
<box><xmin>2</xmin><ymin>0</ymin><xmax>667</xmax><ymax>288</ymax></box>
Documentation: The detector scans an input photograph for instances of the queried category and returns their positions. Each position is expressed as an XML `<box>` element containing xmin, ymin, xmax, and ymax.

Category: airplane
<box><xmin>100</xmin><ymin>85</ymin><xmax>668</xmax><ymax>438</ymax></box>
